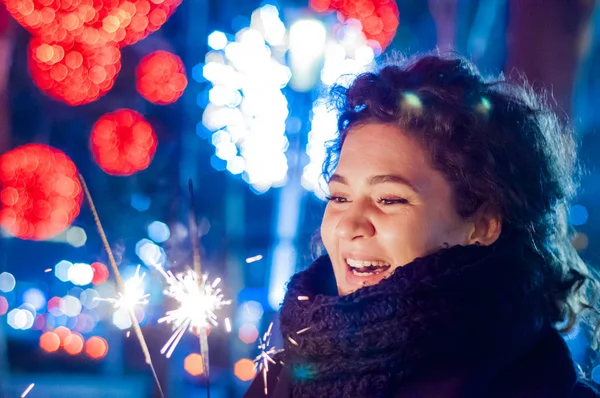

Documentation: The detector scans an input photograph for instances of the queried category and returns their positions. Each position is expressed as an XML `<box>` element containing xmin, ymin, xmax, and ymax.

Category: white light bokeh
<box><xmin>147</xmin><ymin>221</ymin><xmax>171</xmax><ymax>243</ymax></box>
<box><xmin>202</xmin><ymin>4</ymin><xmax>291</xmax><ymax>193</ymax></box>
<box><xmin>208</xmin><ymin>31</ymin><xmax>228</xmax><ymax>51</ymax></box>
<box><xmin>0</xmin><ymin>272</ymin><xmax>16</xmax><ymax>293</ymax></box>
<box><xmin>68</xmin><ymin>263</ymin><xmax>94</xmax><ymax>286</ymax></box>
<box><xmin>302</xmin><ymin>20</ymin><xmax>375</xmax><ymax>199</ymax></box>
<box><xmin>54</xmin><ymin>260</ymin><xmax>73</xmax><ymax>283</ymax></box>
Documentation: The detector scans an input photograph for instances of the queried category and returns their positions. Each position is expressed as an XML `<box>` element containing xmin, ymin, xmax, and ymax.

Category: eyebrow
<box><xmin>329</xmin><ymin>173</ymin><xmax>420</xmax><ymax>193</ymax></box>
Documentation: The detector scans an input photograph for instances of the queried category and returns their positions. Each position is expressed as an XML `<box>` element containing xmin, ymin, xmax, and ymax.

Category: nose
<box><xmin>334</xmin><ymin>204</ymin><xmax>375</xmax><ymax>241</ymax></box>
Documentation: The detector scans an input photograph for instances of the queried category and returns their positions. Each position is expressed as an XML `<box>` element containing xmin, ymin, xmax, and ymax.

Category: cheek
<box><xmin>320</xmin><ymin>209</ymin><xmax>336</xmax><ymax>252</ymax></box>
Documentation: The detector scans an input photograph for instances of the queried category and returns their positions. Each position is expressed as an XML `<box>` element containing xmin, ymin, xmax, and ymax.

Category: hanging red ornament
<box><xmin>136</xmin><ymin>50</ymin><xmax>187</xmax><ymax>105</ymax></box>
<box><xmin>0</xmin><ymin>144</ymin><xmax>82</xmax><ymax>240</ymax></box>
<box><xmin>28</xmin><ymin>37</ymin><xmax>122</xmax><ymax>106</ymax></box>
<box><xmin>309</xmin><ymin>0</ymin><xmax>399</xmax><ymax>50</ymax></box>
<box><xmin>90</xmin><ymin>109</ymin><xmax>157</xmax><ymax>176</ymax></box>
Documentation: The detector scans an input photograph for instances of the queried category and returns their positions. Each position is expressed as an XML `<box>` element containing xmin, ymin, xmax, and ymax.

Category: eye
<box><xmin>377</xmin><ymin>197</ymin><xmax>408</xmax><ymax>205</ymax></box>
<box><xmin>325</xmin><ymin>195</ymin><xmax>349</xmax><ymax>203</ymax></box>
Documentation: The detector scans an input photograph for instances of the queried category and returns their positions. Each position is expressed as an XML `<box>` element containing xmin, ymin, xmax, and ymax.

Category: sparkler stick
<box><xmin>188</xmin><ymin>179</ymin><xmax>211</xmax><ymax>398</ymax></box>
<box><xmin>78</xmin><ymin>174</ymin><xmax>164</xmax><ymax>398</ymax></box>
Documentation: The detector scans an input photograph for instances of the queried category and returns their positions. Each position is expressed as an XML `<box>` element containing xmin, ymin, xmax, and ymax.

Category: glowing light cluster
<box><xmin>90</xmin><ymin>109</ymin><xmax>157</xmax><ymax>176</ymax></box>
<box><xmin>200</xmin><ymin>4</ymin><xmax>292</xmax><ymax>193</ymax></box>
<box><xmin>3</xmin><ymin>0</ymin><xmax>182</xmax><ymax>105</ymax></box>
<box><xmin>136</xmin><ymin>50</ymin><xmax>188</xmax><ymax>104</ymax></box>
<box><xmin>40</xmin><ymin>328</ymin><xmax>108</xmax><ymax>358</ymax></box>
<box><xmin>28</xmin><ymin>38</ymin><xmax>122</xmax><ymax>105</ymax></box>
<box><xmin>309</xmin><ymin>0</ymin><xmax>399</xmax><ymax>50</ymax></box>
<box><xmin>3</xmin><ymin>0</ymin><xmax>180</xmax><ymax>47</ymax></box>
<box><xmin>302</xmin><ymin>21</ymin><xmax>375</xmax><ymax>199</ymax></box>
<box><xmin>0</xmin><ymin>144</ymin><xmax>82</xmax><ymax>240</ymax></box>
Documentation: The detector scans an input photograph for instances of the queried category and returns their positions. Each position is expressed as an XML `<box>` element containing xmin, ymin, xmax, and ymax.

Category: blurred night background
<box><xmin>0</xmin><ymin>0</ymin><xmax>599</xmax><ymax>396</ymax></box>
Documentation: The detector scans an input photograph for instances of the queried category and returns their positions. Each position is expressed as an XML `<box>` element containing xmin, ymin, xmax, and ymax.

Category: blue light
<box><xmin>208</xmin><ymin>31</ymin><xmax>228</xmax><ymax>50</ymax></box>
<box><xmin>135</xmin><ymin>239</ymin><xmax>166</xmax><ymax>268</ymax></box>
<box><xmin>569</xmin><ymin>204</ymin><xmax>589</xmax><ymax>226</ymax></box>
<box><xmin>131</xmin><ymin>194</ymin><xmax>151</xmax><ymax>212</ymax></box>
<box><xmin>23</xmin><ymin>288</ymin><xmax>46</xmax><ymax>311</ymax></box>
<box><xmin>148</xmin><ymin>221</ymin><xmax>171</xmax><ymax>243</ymax></box>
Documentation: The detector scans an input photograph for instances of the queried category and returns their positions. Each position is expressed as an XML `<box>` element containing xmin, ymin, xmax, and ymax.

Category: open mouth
<box><xmin>346</xmin><ymin>258</ymin><xmax>391</xmax><ymax>277</ymax></box>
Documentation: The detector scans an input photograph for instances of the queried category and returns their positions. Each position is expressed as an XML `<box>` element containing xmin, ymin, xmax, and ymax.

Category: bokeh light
<box><xmin>200</xmin><ymin>5</ymin><xmax>292</xmax><ymax>193</ymax></box>
<box><xmin>68</xmin><ymin>263</ymin><xmax>94</xmax><ymax>286</ymax></box>
<box><xmin>90</xmin><ymin>109</ymin><xmax>158</xmax><ymax>176</ymax></box>
<box><xmin>64</xmin><ymin>331</ymin><xmax>84</xmax><ymax>355</ymax></box>
<box><xmin>66</xmin><ymin>226</ymin><xmax>87</xmax><ymax>247</ymax></box>
<box><xmin>54</xmin><ymin>326</ymin><xmax>72</xmax><ymax>347</ymax></box>
<box><xmin>23</xmin><ymin>288</ymin><xmax>46</xmax><ymax>311</ymax></box>
<box><xmin>55</xmin><ymin>260</ymin><xmax>73</xmax><ymax>282</ymax></box>
<box><xmin>28</xmin><ymin>38</ymin><xmax>122</xmax><ymax>106</ymax></box>
<box><xmin>39</xmin><ymin>331</ymin><xmax>60</xmax><ymax>353</ymax></box>
<box><xmin>91</xmin><ymin>262</ymin><xmax>109</xmax><ymax>285</ymax></box>
<box><xmin>147</xmin><ymin>221</ymin><xmax>170</xmax><ymax>243</ymax></box>
<box><xmin>0</xmin><ymin>272</ymin><xmax>16</xmax><ymax>293</ymax></box>
<box><xmin>303</xmin><ymin>20</ymin><xmax>374</xmax><ymax>199</ymax></box>
<box><xmin>3</xmin><ymin>0</ymin><xmax>182</xmax><ymax>48</ymax></box>
<box><xmin>85</xmin><ymin>336</ymin><xmax>108</xmax><ymax>359</ymax></box>
<box><xmin>208</xmin><ymin>31</ymin><xmax>227</xmax><ymax>50</ymax></box>
<box><xmin>0</xmin><ymin>296</ymin><xmax>8</xmax><ymax>316</ymax></box>
<box><xmin>570</xmin><ymin>204</ymin><xmax>589</xmax><ymax>226</ymax></box>
<box><xmin>0</xmin><ymin>144</ymin><xmax>82</xmax><ymax>240</ymax></box>
<box><xmin>238</xmin><ymin>323</ymin><xmax>259</xmax><ymax>344</ymax></box>
<box><xmin>309</xmin><ymin>0</ymin><xmax>399</xmax><ymax>50</ymax></box>
<box><xmin>234</xmin><ymin>358</ymin><xmax>256</xmax><ymax>381</ymax></box>
<box><xmin>184</xmin><ymin>353</ymin><xmax>204</xmax><ymax>376</ymax></box>
<box><xmin>136</xmin><ymin>50</ymin><xmax>187</xmax><ymax>104</ymax></box>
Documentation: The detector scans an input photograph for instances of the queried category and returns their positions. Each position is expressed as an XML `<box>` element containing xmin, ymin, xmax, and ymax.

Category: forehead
<box><xmin>336</xmin><ymin>123</ymin><xmax>432</xmax><ymax>179</ymax></box>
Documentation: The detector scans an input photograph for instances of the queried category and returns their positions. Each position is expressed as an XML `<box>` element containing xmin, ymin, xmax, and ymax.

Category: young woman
<box><xmin>245</xmin><ymin>53</ymin><xmax>600</xmax><ymax>397</ymax></box>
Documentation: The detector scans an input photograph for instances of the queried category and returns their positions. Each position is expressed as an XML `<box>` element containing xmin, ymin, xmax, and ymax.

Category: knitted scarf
<box><xmin>278</xmin><ymin>237</ymin><xmax>558</xmax><ymax>397</ymax></box>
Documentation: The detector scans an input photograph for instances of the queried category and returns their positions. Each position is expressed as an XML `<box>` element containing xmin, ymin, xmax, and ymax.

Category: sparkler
<box><xmin>151</xmin><ymin>267</ymin><xmax>231</xmax><ymax>358</ymax></box>
<box><xmin>254</xmin><ymin>322</ymin><xmax>284</xmax><ymax>396</ymax></box>
<box><xmin>95</xmin><ymin>265</ymin><xmax>150</xmax><ymax>310</ymax></box>
<box><xmin>78</xmin><ymin>174</ymin><xmax>164</xmax><ymax>398</ymax></box>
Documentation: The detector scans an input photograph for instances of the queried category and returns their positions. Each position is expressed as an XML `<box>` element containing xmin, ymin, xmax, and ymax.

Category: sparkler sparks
<box><xmin>254</xmin><ymin>322</ymin><xmax>283</xmax><ymax>396</ymax></box>
<box><xmin>152</xmin><ymin>266</ymin><xmax>231</xmax><ymax>358</ymax></box>
<box><xmin>21</xmin><ymin>383</ymin><xmax>34</xmax><ymax>397</ymax></box>
<box><xmin>96</xmin><ymin>265</ymin><xmax>149</xmax><ymax>310</ymax></box>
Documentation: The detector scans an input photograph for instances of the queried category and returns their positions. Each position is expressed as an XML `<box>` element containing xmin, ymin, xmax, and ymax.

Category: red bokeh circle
<box><xmin>0</xmin><ymin>144</ymin><xmax>82</xmax><ymax>240</ymax></box>
<box><xmin>90</xmin><ymin>109</ymin><xmax>157</xmax><ymax>176</ymax></box>
<box><xmin>309</xmin><ymin>0</ymin><xmax>399</xmax><ymax>49</ymax></box>
<box><xmin>2</xmin><ymin>0</ymin><xmax>183</xmax><ymax>48</ymax></box>
<box><xmin>136</xmin><ymin>50</ymin><xmax>187</xmax><ymax>105</ymax></box>
<box><xmin>28</xmin><ymin>37</ymin><xmax>122</xmax><ymax>106</ymax></box>
<box><xmin>91</xmin><ymin>262</ymin><xmax>109</xmax><ymax>285</ymax></box>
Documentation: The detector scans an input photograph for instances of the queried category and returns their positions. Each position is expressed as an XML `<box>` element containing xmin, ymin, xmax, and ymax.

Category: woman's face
<box><xmin>321</xmin><ymin>123</ymin><xmax>478</xmax><ymax>295</ymax></box>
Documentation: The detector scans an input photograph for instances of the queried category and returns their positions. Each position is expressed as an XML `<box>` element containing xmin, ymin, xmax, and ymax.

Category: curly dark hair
<box><xmin>322</xmin><ymin>52</ymin><xmax>600</xmax><ymax>357</ymax></box>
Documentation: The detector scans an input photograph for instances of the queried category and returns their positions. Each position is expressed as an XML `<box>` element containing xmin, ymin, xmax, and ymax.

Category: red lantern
<box><xmin>28</xmin><ymin>37</ymin><xmax>122</xmax><ymax>106</ymax></box>
<box><xmin>309</xmin><ymin>0</ymin><xmax>399</xmax><ymax>50</ymax></box>
<box><xmin>136</xmin><ymin>50</ymin><xmax>187</xmax><ymax>105</ymax></box>
<box><xmin>90</xmin><ymin>109</ymin><xmax>157</xmax><ymax>176</ymax></box>
<box><xmin>0</xmin><ymin>144</ymin><xmax>82</xmax><ymax>240</ymax></box>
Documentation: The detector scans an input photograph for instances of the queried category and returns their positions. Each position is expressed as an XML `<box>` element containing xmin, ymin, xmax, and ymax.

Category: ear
<box><xmin>467</xmin><ymin>202</ymin><xmax>502</xmax><ymax>246</ymax></box>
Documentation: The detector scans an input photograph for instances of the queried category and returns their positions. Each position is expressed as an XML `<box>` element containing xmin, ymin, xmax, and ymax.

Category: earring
<box><xmin>475</xmin><ymin>241</ymin><xmax>481</xmax><ymax>246</ymax></box>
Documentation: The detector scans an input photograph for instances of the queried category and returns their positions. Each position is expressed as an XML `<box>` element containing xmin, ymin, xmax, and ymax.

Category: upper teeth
<box><xmin>346</xmin><ymin>259</ymin><xmax>390</xmax><ymax>268</ymax></box>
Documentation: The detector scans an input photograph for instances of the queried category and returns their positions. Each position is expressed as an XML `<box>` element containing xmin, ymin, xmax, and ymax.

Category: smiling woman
<box><xmin>245</xmin><ymin>53</ymin><xmax>600</xmax><ymax>398</ymax></box>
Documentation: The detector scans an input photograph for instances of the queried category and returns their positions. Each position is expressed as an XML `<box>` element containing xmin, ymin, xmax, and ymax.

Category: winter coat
<box><xmin>245</xmin><ymin>236</ymin><xmax>600</xmax><ymax>397</ymax></box>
